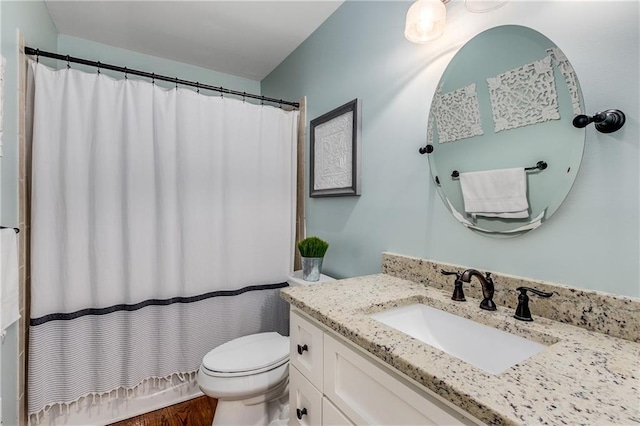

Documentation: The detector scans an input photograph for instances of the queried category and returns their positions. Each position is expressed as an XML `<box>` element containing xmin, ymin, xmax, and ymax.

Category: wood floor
<box><xmin>109</xmin><ymin>396</ymin><xmax>217</xmax><ymax>426</ymax></box>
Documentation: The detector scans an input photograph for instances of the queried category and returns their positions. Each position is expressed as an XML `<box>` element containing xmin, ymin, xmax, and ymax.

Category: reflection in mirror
<box><xmin>427</xmin><ymin>25</ymin><xmax>586</xmax><ymax>237</ymax></box>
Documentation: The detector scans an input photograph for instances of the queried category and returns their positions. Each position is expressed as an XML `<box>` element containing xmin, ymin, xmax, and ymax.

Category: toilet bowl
<box><xmin>197</xmin><ymin>272</ymin><xmax>335</xmax><ymax>425</ymax></box>
<box><xmin>197</xmin><ymin>332</ymin><xmax>290</xmax><ymax>425</ymax></box>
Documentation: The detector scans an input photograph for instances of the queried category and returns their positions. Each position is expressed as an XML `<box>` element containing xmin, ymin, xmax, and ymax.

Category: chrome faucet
<box><xmin>460</xmin><ymin>269</ymin><xmax>496</xmax><ymax>311</ymax></box>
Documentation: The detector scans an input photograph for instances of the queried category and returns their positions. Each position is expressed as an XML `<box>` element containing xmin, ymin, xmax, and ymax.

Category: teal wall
<box><xmin>262</xmin><ymin>0</ymin><xmax>640</xmax><ymax>298</ymax></box>
<box><xmin>1</xmin><ymin>2</ymin><xmax>58</xmax><ymax>424</ymax></box>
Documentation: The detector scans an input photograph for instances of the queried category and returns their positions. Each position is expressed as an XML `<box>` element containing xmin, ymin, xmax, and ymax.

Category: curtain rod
<box><xmin>24</xmin><ymin>47</ymin><xmax>299</xmax><ymax>109</ymax></box>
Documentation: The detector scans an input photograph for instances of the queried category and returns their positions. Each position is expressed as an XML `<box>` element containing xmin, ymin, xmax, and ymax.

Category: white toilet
<box><xmin>197</xmin><ymin>271</ymin><xmax>335</xmax><ymax>425</ymax></box>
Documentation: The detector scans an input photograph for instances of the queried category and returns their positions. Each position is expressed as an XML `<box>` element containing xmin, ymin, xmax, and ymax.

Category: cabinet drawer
<box><xmin>289</xmin><ymin>366</ymin><xmax>322</xmax><ymax>426</ymax></box>
<box><xmin>290</xmin><ymin>310</ymin><xmax>324</xmax><ymax>389</ymax></box>
<box><xmin>323</xmin><ymin>333</ymin><xmax>469</xmax><ymax>426</ymax></box>
<box><xmin>322</xmin><ymin>397</ymin><xmax>354</xmax><ymax>426</ymax></box>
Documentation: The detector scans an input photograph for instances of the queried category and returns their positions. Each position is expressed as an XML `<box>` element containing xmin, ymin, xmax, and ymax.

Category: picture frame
<box><xmin>310</xmin><ymin>98</ymin><xmax>362</xmax><ymax>197</ymax></box>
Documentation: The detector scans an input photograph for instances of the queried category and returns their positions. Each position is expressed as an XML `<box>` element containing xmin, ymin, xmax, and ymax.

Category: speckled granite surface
<box><xmin>280</xmin><ymin>274</ymin><xmax>640</xmax><ymax>425</ymax></box>
<box><xmin>382</xmin><ymin>252</ymin><xmax>640</xmax><ymax>343</ymax></box>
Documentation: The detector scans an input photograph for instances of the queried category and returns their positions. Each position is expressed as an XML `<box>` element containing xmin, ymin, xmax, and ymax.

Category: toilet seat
<box><xmin>201</xmin><ymin>332</ymin><xmax>289</xmax><ymax>378</ymax></box>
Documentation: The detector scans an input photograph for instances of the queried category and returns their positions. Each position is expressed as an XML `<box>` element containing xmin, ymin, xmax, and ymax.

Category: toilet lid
<box><xmin>202</xmin><ymin>332</ymin><xmax>289</xmax><ymax>374</ymax></box>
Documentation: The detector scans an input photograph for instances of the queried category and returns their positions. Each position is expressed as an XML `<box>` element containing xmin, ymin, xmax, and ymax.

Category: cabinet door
<box><xmin>323</xmin><ymin>334</ymin><xmax>469</xmax><ymax>425</ymax></box>
<box><xmin>290</xmin><ymin>310</ymin><xmax>324</xmax><ymax>390</ymax></box>
<box><xmin>322</xmin><ymin>397</ymin><xmax>354</xmax><ymax>426</ymax></box>
<box><xmin>289</xmin><ymin>366</ymin><xmax>322</xmax><ymax>426</ymax></box>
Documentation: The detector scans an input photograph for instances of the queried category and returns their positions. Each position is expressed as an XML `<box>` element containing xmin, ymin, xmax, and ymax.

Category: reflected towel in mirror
<box><xmin>459</xmin><ymin>167</ymin><xmax>529</xmax><ymax>219</ymax></box>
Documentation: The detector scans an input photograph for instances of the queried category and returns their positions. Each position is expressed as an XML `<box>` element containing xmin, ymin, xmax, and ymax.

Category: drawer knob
<box><xmin>296</xmin><ymin>407</ymin><xmax>308</xmax><ymax>420</ymax></box>
<box><xmin>297</xmin><ymin>344</ymin><xmax>308</xmax><ymax>355</ymax></box>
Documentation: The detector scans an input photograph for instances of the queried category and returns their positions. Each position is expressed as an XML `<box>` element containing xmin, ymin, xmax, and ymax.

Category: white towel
<box><xmin>459</xmin><ymin>167</ymin><xmax>529</xmax><ymax>219</ymax></box>
<box><xmin>0</xmin><ymin>228</ymin><xmax>20</xmax><ymax>333</ymax></box>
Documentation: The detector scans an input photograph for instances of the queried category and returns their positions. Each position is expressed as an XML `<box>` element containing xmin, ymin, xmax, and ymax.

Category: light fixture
<box><xmin>404</xmin><ymin>0</ymin><xmax>449</xmax><ymax>43</ymax></box>
<box><xmin>464</xmin><ymin>0</ymin><xmax>508</xmax><ymax>13</ymax></box>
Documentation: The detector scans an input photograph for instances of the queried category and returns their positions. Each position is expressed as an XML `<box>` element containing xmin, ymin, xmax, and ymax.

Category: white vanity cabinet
<box><xmin>288</xmin><ymin>309</ymin><xmax>482</xmax><ymax>426</ymax></box>
<box><xmin>290</xmin><ymin>306</ymin><xmax>325</xmax><ymax>390</ymax></box>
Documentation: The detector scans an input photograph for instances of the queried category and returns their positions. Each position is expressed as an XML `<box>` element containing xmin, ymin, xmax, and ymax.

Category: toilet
<box><xmin>197</xmin><ymin>271</ymin><xmax>335</xmax><ymax>425</ymax></box>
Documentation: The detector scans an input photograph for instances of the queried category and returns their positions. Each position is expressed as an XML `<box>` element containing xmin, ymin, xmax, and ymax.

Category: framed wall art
<box><xmin>310</xmin><ymin>98</ymin><xmax>361</xmax><ymax>197</ymax></box>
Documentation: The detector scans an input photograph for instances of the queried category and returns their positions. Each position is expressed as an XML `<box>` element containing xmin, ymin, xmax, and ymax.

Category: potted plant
<box><xmin>297</xmin><ymin>236</ymin><xmax>329</xmax><ymax>282</ymax></box>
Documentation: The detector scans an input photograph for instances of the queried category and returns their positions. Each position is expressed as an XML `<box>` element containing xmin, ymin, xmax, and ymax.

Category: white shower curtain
<box><xmin>28</xmin><ymin>62</ymin><xmax>298</xmax><ymax>415</ymax></box>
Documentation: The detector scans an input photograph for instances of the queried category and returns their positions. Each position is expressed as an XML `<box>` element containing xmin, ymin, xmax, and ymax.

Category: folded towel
<box><xmin>472</xmin><ymin>211</ymin><xmax>529</xmax><ymax>219</ymax></box>
<box><xmin>459</xmin><ymin>167</ymin><xmax>529</xmax><ymax>219</ymax></box>
<box><xmin>0</xmin><ymin>228</ymin><xmax>19</xmax><ymax>333</ymax></box>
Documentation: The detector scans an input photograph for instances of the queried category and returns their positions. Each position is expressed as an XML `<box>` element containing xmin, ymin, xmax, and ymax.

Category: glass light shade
<box><xmin>404</xmin><ymin>0</ymin><xmax>447</xmax><ymax>43</ymax></box>
<box><xmin>465</xmin><ymin>0</ymin><xmax>508</xmax><ymax>13</ymax></box>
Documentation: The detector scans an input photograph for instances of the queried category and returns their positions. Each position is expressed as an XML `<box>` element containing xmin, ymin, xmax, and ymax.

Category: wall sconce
<box><xmin>405</xmin><ymin>0</ymin><xmax>509</xmax><ymax>43</ymax></box>
<box><xmin>404</xmin><ymin>0</ymin><xmax>449</xmax><ymax>43</ymax></box>
<box><xmin>572</xmin><ymin>109</ymin><xmax>626</xmax><ymax>133</ymax></box>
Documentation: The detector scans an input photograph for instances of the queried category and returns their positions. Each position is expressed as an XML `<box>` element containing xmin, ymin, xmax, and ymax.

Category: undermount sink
<box><xmin>370</xmin><ymin>304</ymin><xmax>548</xmax><ymax>375</ymax></box>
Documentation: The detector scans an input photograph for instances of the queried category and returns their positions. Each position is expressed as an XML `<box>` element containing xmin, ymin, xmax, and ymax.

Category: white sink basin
<box><xmin>370</xmin><ymin>304</ymin><xmax>547</xmax><ymax>375</ymax></box>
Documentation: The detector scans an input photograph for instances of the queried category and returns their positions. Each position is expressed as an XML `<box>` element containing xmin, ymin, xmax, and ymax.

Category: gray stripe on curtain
<box><xmin>27</xmin><ymin>286</ymin><xmax>290</xmax><ymax>414</ymax></box>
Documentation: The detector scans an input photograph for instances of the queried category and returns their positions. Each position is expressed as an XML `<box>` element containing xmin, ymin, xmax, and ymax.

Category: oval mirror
<box><xmin>427</xmin><ymin>25</ymin><xmax>585</xmax><ymax>237</ymax></box>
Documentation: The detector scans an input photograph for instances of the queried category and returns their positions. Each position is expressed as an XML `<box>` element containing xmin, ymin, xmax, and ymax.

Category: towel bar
<box><xmin>451</xmin><ymin>161</ymin><xmax>547</xmax><ymax>179</ymax></box>
<box><xmin>0</xmin><ymin>226</ymin><xmax>20</xmax><ymax>233</ymax></box>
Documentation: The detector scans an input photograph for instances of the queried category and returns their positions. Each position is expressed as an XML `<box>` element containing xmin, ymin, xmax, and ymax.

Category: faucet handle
<box><xmin>440</xmin><ymin>269</ymin><xmax>465</xmax><ymax>302</ymax></box>
<box><xmin>484</xmin><ymin>272</ymin><xmax>493</xmax><ymax>284</ymax></box>
<box><xmin>514</xmin><ymin>287</ymin><xmax>553</xmax><ymax>321</ymax></box>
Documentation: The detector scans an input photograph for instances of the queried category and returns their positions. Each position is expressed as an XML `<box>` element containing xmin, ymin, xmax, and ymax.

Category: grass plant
<box><xmin>297</xmin><ymin>236</ymin><xmax>329</xmax><ymax>258</ymax></box>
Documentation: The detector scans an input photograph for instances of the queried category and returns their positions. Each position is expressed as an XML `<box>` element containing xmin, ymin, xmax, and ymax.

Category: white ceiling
<box><xmin>44</xmin><ymin>1</ymin><xmax>344</xmax><ymax>81</ymax></box>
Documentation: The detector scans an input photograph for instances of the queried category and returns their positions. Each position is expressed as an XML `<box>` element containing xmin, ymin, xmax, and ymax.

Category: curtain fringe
<box><xmin>27</xmin><ymin>370</ymin><xmax>198</xmax><ymax>425</ymax></box>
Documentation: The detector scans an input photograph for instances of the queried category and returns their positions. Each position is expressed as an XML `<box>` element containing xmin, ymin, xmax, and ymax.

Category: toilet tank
<box><xmin>287</xmin><ymin>270</ymin><xmax>336</xmax><ymax>287</ymax></box>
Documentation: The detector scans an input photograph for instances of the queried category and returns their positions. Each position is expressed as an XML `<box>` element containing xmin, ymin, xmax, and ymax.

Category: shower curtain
<box><xmin>27</xmin><ymin>62</ymin><xmax>298</xmax><ymax>416</ymax></box>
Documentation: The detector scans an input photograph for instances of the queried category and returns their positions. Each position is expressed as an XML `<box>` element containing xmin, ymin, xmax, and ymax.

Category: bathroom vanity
<box><xmin>288</xmin><ymin>309</ymin><xmax>482</xmax><ymax>425</ymax></box>
<box><xmin>281</xmin><ymin>254</ymin><xmax>640</xmax><ymax>425</ymax></box>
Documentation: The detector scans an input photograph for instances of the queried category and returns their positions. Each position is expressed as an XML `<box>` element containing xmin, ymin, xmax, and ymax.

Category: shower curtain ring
<box><xmin>66</xmin><ymin>55</ymin><xmax>70</xmax><ymax>69</ymax></box>
<box><xmin>279</xmin><ymin>99</ymin><xmax>283</xmax><ymax>109</ymax></box>
<box><xmin>152</xmin><ymin>73</ymin><xmax>155</xmax><ymax>85</ymax></box>
<box><xmin>261</xmin><ymin>96</ymin><xmax>265</xmax><ymax>106</ymax></box>
<box><xmin>97</xmin><ymin>61</ymin><xmax>101</xmax><ymax>75</ymax></box>
<box><xmin>219</xmin><ymin>87</ymin><xmax>224</xmax><ymax>98</ymax></box>
<box><xmin>242</xmin><ymin>92</ymin><xmax>246</xmax><ymax>103</ymax></box>
<box><xmin>196</xmin><ymin>82</ymin><xmax>200</xmax><ymax>94</ymax></box>
<box><xmin>175</xmin><ymin>77</ymin><xmax>178</xmax><ymax>90</ymax></box>
<box><xmin>124</xmin><ymin>67</ymin><xmax>128</xmax><ymax>80</ymax></box>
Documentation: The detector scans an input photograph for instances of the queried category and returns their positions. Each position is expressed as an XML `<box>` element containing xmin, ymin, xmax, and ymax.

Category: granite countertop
<box><xmin>280</xmin><ymin>274</ymin><xmax>640</xmax><ymax>425</ymax></box>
